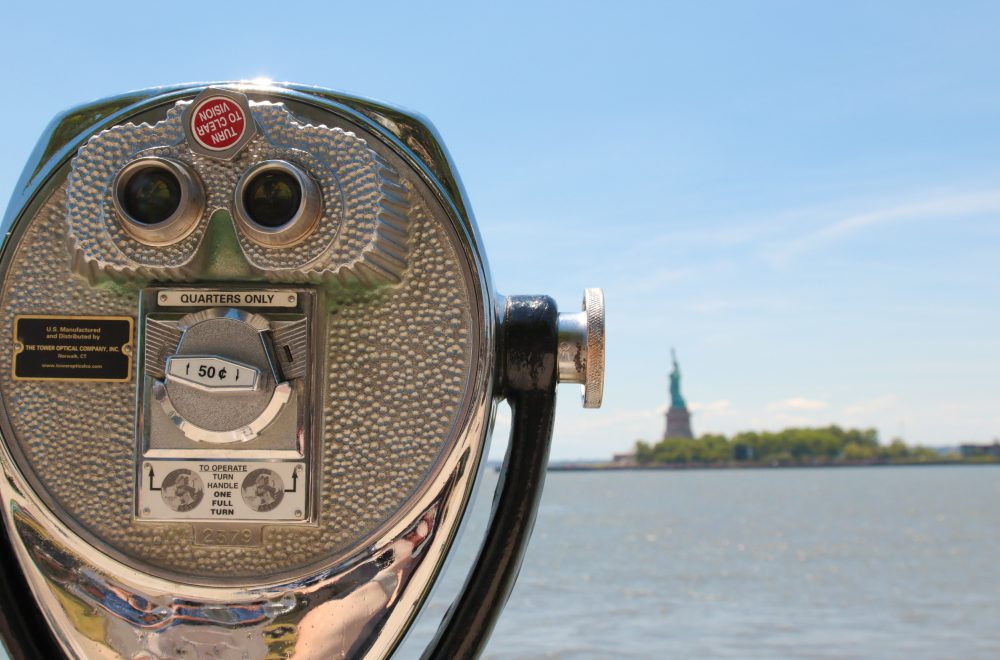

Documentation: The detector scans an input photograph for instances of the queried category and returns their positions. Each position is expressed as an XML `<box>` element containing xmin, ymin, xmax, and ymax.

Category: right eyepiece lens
<box><xmin>120</xmin><ymin>166</ymin><xmax>182</xmax><ymax>225</ymax></box>
<box><xmin>242</xmin><ymin>169</ymin><xmax>303</xmax><ymax>228</ymax></box>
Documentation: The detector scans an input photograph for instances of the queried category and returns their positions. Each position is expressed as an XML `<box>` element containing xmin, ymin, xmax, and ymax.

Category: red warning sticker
<box><xmin>189</xmin><ymin>96</ymin><xmax>247</xmax><ymax>151</ymax></box>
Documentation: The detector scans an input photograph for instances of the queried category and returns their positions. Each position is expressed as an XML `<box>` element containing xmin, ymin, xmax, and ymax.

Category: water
<box><xmin>399</xmin><ymin>465</ymin><xmax>1000</xmax><ymax>659</ymax></box>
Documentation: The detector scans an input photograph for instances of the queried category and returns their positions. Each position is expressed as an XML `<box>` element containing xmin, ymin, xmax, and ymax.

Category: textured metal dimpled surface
<box><xmin>67</xmin><ymin>101</ymin><xmax>410</xmax><ymax>286</ymax></box>
<box><xmin>0</xmin><ymin>180</ymin><xmax>473</xmax><ymax>578</ymax></box>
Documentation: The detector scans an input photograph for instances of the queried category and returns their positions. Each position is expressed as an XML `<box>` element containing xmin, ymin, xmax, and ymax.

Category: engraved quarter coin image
<box><xmin>242</xmin><ymin>469</ymin><xmax>284</xmax><ymax>512</ymax></box>
<box><xmin>161</xmin><ymin>469</ymin><xmax>204</xmax><ymax>512</ymax></box>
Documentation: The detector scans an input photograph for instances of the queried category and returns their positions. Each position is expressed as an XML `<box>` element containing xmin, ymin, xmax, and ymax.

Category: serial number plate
<box><xmin>166</xmin><ymin>355</ymin><xmax>260</xmax><ymax>392</ymax></box>
<box><xmin>192</xmin><ymin>524</ymin><xmax>263</xmax><ymax>547</ymax></box>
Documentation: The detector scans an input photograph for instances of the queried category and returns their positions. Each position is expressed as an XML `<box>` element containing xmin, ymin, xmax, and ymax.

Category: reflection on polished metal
<box><xmin>232</xmin><ymin>159</ymin><xmax>323</xmax><ymax>247</ymax></box>
<box><xmin>0</xmin><ymin>81</ymin><xmax>606</xmax><ymax>660</ymax></box>
<box><xmin>557</xmin><ymin>287</ymin><xmax>606</xmax><ymax>408</ymax></box>
<box><xmin>111</xmin><ymin>156</ymin><xmax>205</xmax><ymax>245</ymax></box>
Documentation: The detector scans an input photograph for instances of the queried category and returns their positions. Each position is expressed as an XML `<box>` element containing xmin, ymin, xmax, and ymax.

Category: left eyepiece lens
<box><xmin>112</xmin><ymin>157</ymin><xmax>204</xmax><ymax>245</ymax></box>
<box><xmin>120</xmin><ymin>166</ymin><xmax>182</xmax><ymax>225</ymax></box>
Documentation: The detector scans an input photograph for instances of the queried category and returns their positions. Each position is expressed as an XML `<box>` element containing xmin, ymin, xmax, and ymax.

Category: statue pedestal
<box><xmin>665</xmin><ymin>406</ymin><xmax>693</xmax><ymax>439</ymax></box>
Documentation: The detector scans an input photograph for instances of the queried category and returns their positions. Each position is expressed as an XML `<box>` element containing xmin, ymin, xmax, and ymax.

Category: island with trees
<box><xmin>631</xmin><ymin>426</ymin><xmax>963</xmax><ymax>468</ymax></box>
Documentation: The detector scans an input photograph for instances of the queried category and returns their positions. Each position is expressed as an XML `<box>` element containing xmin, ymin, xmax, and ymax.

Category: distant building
<box><xmin>664</xmin><ymin>349</ymin><xmax>694</xmax><ymax>439</ymax></box>
<box><xmin>959</xmin><ymin>442</ymin><xmax>1000</xmax><ymax>458</ymax></box>
<box><xmin>611</xmin><ymin>452</ymin><xmax>638</xmax><ymax>466</ymax></box>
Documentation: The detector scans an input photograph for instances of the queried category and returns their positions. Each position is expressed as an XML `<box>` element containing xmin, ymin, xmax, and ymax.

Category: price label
<box><xmin>166</xmin><ymin>356</ymin><xmax>260</xmax><ymax>392</ymax></box>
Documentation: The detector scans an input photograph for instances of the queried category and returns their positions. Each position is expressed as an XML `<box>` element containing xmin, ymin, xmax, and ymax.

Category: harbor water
<box><xmin>399</xmin><ymin>465</ymin><xmax>1000</xmax><ymax>658</ymax></box>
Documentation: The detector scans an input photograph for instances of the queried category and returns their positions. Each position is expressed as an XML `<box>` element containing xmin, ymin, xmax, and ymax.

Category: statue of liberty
<box><xmin>669</xmin><ymin>348</ymin><xmax>686</xmax><ymax>409</ymax></box>
<box><xmin>664</xmin><ymin>348</ymin><xmax>693</xmax><ymax>439</ymax></box>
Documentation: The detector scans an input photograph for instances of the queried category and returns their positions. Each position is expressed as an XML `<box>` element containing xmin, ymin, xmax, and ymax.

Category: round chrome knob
<box><xmin>557</xmin><ymin>288</ymin><xmax>605</xmax><ymax>408</ymax></box>
<box><xmin>154</xmin><ymin>307</ymin><xmax>291</xmax><ymax>443</ymax></box>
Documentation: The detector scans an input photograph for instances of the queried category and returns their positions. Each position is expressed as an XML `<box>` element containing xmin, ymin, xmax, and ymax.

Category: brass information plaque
<box><xmin>12</xmin><ymin>315</ymin><xmax>133</xmax><ymax>382</ymax></box>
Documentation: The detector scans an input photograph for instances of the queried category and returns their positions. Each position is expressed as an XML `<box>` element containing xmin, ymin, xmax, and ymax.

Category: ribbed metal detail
<box><xmin>143</xmin><ymin>318</ymin><xmax>182</xmax><ymax>379</ymax></box>
<box><xmin>271</xmin><ymin>318</ymin><xmax>309</xmax><ymax>380</ymax></box>
<box><xmin>583</xmin><ymin>288</ymin><xmax>605</xmax><ymax>409</ymax></box>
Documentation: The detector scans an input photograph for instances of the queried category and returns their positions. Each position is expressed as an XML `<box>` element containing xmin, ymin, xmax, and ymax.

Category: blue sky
<box><xmin>2</xmin><ymin>2</ymin><xmax>997</xmax><ymax>460</ymax></box>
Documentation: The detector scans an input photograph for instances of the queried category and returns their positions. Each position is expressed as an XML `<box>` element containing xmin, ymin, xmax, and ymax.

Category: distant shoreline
<box><xmin>545</xmin><ymin>459</ymin><xmax>999</xmax><ymax>472</ymax></box>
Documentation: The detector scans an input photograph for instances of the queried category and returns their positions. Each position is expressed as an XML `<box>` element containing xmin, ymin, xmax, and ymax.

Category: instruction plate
<box><xmin>138</xmin><ymin>460</ymin><xmax>306</xmax><ymax>522</ymax></box>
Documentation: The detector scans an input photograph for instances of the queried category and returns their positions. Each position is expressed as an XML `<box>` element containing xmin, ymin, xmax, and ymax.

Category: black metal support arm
<box><xmin>425</xmin><ymin>295</ymin><xmax>559</xmax><ymax>660</ymax></box>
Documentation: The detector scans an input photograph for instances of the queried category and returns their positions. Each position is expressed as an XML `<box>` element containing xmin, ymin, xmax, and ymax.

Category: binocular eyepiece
<box><xmin>0</xmin><ymin>83</ymin><xmax>605</xmax><ymax>660</ymax></box>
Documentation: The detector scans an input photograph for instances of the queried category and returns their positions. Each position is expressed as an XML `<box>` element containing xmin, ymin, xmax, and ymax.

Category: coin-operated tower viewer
<box><xmin>0</xmin><ymin>84</ymin><xmax>606</xmax><ymax>659</ymax></box>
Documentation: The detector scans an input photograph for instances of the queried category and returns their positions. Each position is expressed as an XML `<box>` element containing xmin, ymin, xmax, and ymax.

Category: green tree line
<box><xmin>635</xmin><ymin>426</ymin><xmax>942</xmax><ymax>465</ymax></box>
